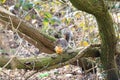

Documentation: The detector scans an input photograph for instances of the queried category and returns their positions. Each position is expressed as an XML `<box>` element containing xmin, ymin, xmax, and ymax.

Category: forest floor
<box><xmin>0</xmin><ymin>64</ymin><xmax>97</xmax><ymax>80</ymax></box>
<box><xmin>0</xmin><ymin>29</ymin><xmax>120</xmax><ymax>80</ymax></box>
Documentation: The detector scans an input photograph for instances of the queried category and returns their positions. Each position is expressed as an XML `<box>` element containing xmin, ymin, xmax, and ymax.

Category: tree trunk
<box><xmin>69</xmin><ymin>0</ymin><xmax>119</xmax><ymax>80</ymax></box>
<box><xmin>96</xmin><ymin>12</ymin><xmax>119</xmax><ymax>80</ymax></box>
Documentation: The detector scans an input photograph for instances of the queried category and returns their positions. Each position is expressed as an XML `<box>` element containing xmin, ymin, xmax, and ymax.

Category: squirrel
<box><xmin>55</xmin><ymin>38</ymin><xmax>68</xmax><ymax>54</ymax></box>
<box><xmin>54</xmin><ymin>28</ymin><xmax>73</xmax><ymax>54</ymax></box>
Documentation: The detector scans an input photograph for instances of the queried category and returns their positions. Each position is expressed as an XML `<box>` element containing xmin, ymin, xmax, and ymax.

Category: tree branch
<box><xmin>0</xmin><ymin>6</ymin><xmax>56</xmax><ymax>54</ymax></box>
<box><xmin>0</xmin><ymin>45</ymin><xmax>100</xmax><ymax>70</ymax></box>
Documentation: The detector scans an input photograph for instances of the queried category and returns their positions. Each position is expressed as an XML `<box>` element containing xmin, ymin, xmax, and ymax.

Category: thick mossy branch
<box><xmin>0</xmin><ymin>6</ymin><xmax>56</xmax><ymax>54</ymax></box>
<box><xmin>96</xmin><ymin>12</ymin><xmax>119</xmax><ymax>80</ymax></box>
<box><xmin>70</xmin><ymin>0</ymin><xmax>119</xmax><ymax>80</ymax></box>
<box><xmin>70</xmin><ymin>0</ymin><xmax>107</xmax><ymax>15</ymax></box>
<box><xmin>0</xmin><ymin>45</ymin><xmax>100</xmax><ymax>70</ymax></box>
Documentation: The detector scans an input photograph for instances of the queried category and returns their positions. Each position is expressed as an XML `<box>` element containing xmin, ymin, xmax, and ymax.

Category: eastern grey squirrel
<box><xmin>54</xmin><ymin>28</ymin><xmax>74</xmax><ymax>54</ymax></box>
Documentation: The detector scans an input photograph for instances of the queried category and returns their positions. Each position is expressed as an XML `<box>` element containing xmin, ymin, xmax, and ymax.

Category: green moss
<box><xmin>40</xmin><ymin>31</ymin><xmax>56</xmax><ymax>41</ymax></box>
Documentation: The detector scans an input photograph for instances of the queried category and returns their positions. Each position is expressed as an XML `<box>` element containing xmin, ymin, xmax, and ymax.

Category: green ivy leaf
<box><xmin>38</xmin><ymin>73</ymin><xmax>49</xmax><ymax>78</ymax></box>
<box><xmin>43</xmin><ymin>17</ymin><xmax>49</xmax><ymax>22</ymax></box>
<box><xmin>50</xmin><ymin>17</ymin><xmax>61</xmax><ymax>24</ymax></box>
<box><xmin>44</xmin><ymin>12</ymin><xmax>52</xmax><ymax>18</ymax></box>
<box><xmin>22</xmin><ymin>2</ymin><xmax>33</xmax><ymax>11</ymax></box>
<box><xmin>0</xmin><ymin>50</ymin><xmax>4</xmax><ymax>53</ymax></box>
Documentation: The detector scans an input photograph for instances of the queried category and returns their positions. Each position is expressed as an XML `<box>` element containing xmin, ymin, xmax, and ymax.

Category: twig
<box><xmin>86</xmin><ymin>66</ymin><xmax>97</xmax><ymax>73</ymax></box>
<box><xmin>24</xmin><ymin>70</ymin><xmax>38</xmax><ymax>80</ymax></box>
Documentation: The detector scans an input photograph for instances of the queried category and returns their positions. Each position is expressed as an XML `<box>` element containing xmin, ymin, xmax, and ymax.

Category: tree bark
<box><xmin>96</xmin><ymin>12</ymin><xmax>119</xmax><ymax>80</ymax></box>
<box><xmin>70</xmin><ymin>0</ymin><xmax>119</xmax><ymax>80</ymax></box>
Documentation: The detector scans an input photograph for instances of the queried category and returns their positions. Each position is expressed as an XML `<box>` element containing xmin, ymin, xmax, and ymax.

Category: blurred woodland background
<box><xmin>0</xmin><ymin>0</ymin><xmax>120</xmax><ymax>80</ymax></box>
